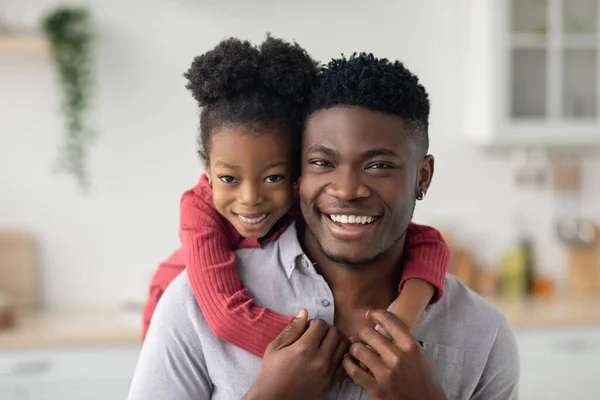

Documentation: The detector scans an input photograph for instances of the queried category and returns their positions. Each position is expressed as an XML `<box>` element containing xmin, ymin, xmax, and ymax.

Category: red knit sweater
<box><xmin>141</xmin><ymin>175</ymin><xmax>450</xmax><ymax>357</ymax></box>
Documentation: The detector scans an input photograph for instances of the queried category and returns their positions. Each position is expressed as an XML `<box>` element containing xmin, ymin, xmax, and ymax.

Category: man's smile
<box><xmin>319</xmin><ymin>209</ymin><xmax>382</xmax><ymax>239</ymax></box>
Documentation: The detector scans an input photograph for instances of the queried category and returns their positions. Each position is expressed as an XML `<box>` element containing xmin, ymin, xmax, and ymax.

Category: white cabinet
<box><xmin>515</xmin><ymin>327</ymin><xmax>600</xmax><ymax>399</ymax></box>
<box><xmin>0</xmin><ymin>345</ymin><xmax>139</xmax><ymax>400</ymax></box>
<box><xmin>0</xmin><ymin>386</ymin><xmax>19</xmax><ymax>400</ymax></box>
<box><xmin>26</xmin><ymin>381</ymin><xmax>133</xmax><ymax>400</ymax></box>
<box><xmin>462</xmin><ymin>0</ymin><xmax>600</xmax><ymax>147</ymax></box>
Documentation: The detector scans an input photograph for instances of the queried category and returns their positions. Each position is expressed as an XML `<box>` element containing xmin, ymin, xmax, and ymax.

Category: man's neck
<box><xmin>298</xmin><ymin>223</ymin><xmax>405</xmax><ymax>311</ymax></box>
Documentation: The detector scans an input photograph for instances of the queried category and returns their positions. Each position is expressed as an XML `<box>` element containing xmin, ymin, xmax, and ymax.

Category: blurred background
<box><xmin>1</xmin><ymin>0</ymin><xmax>599</xmax><ymax>398</ymax></box>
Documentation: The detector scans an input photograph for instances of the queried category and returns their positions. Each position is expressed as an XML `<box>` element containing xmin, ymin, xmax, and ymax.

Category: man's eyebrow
<box><xmin>362</xmin><ymin>149</ymin><xmax>399</xmax><ymax>159</ymax></box>
<box><xmin>305</xmin><ymin>144</ymin><xmax>338</xmax><ymax>157</ymax></box>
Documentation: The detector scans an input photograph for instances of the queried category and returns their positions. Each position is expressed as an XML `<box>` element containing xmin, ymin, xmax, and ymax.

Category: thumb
<box><xmin>271</xmin><ymin>308</ymin><xmax>308</xmax><ymax>350</ymax></box>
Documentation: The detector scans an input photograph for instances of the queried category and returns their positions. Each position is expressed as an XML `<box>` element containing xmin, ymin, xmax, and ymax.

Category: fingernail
<box><xmin>296</xmin><ymin>309</ymin><xmax>303</xmax><ymax>318</ymax></box>
<box><xmin>365</xmin><ymin>309</ymin><xmax>374</xmax><ymax>319</ymax></box>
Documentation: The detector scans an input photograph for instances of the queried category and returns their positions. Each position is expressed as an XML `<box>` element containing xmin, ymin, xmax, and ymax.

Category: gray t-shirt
<box><xmin>128</xmin><ymin>223</ymin><xmax>519</xmax><ymax>400</ymax></box>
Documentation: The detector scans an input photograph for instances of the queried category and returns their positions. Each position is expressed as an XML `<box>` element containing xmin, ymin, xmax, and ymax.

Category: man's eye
<box><xmin>310</xmin><ymin>160</ymin><xmax>331</xmax><ymax>167</ymax></box>
<box><xmin>265</xmin><ymin>175</ymin><xmax>284</xmax><ymax>183</ymax></box>
<box><xmin>368</xmin><ymin>163</ymin><xmax>394</xmax><ymax>169</ymax></box>
<box><xmin>219</xmin><ymin>176</ymin><xmax>237</xmax><ymax>184</ymax></box>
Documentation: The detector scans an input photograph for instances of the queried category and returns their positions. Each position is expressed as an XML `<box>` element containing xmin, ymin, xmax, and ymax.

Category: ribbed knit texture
<box><xmin>403</xmin><ymin>222</ymin><xmax>451</xmax><ymax>303</ymax></box>
<box><xmin>141</xmin><ymin>175</ymin><xmax>450</xmax><ymax>358</ymax></box>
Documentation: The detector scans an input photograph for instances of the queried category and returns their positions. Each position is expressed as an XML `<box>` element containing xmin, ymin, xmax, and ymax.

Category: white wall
<box><xmin>2</xmin><ymin>0</ymin><xmax>599</xmax><ymax>309</ymax></box>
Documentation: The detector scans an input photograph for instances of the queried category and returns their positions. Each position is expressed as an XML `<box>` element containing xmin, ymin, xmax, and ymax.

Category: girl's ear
<box><xmin>203</xmin><ymin>160</ymin><xmax>212</xmax><ymax>186</ymax></box>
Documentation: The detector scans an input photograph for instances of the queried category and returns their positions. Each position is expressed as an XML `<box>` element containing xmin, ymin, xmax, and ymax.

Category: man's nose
<box><xmin>325</xmin><ymin>167</ymin><xmax>370</xmax><ymax>200</ymax></box>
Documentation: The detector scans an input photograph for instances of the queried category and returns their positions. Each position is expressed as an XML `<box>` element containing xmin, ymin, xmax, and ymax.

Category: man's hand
<box><xmin>342</xmin><ymin>309</ymin><xmax>447</xmax><ymax>400</ymax></box>
<box><xmin>244</xmin><ymin>309</ymin><xmax>349</xmax><ymax>400</ymax></box>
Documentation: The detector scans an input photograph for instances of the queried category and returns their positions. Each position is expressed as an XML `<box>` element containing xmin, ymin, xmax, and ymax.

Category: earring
<box><xmin>208</xmin><ymin>178</ymin><xmax>212</xmax><ymax>186</ymax></box>
<box><xmin>416</xmin><ymin>190</ymin><xmax>425</xmax><ymax>200</ymax></box>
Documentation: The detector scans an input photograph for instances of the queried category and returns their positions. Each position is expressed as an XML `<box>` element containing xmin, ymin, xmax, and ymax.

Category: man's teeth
<box><xmin>238</xmin><ymin>214</ymin><xmax>267</xmax><ymax>224</ymax></box>
<box><xmin>328</xmin><ymin>214</ymin><xmax>377</xmax><ymax>224</ymax></box>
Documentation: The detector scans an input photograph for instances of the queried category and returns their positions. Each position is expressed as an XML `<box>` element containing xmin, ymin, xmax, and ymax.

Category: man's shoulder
<box><xmin>418</xmin><ymin>274</ymin><xmax>512</xmax><ymax>352</ymax></box>
<box><xmin>154</xmin><ymin>270</ymin><xmax>222</xmax><ymax>341</ymax></box>
<box><xmin>157</xmin><ymin>270</ymin><xmax>199</xmax><ymax>319</ymax></box>
<box><xmin>442</xmin><ymin>274</ymin><xmax>504</xmax><ymax>323</ymax></box>
<box><xmin>416</xmin><ymin>274</ymin><xmax>519</xmax><ymax>398</ymax></box>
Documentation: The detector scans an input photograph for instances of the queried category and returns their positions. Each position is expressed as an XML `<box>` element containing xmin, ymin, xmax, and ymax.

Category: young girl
<box><xmin>141</xmin><ymin>36</ymin><xmax>450</xmax><ymax>358</ymax></box>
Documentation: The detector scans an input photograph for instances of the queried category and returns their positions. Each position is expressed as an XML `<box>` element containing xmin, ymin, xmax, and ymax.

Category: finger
<box><xmin>375</xmin><ymin>324</ymin><xmax>393</xmax><ymax>342</ymax></box>
<box><xmin>333</xmin><ymin>361</ymin><xmax>346</xmax><ymax>383</ymax></box>
<box><xmin>349</xmin><ymin>342</ymin><xmax>385</xmax><ymax>377</ymax></box>
<box><xmin>298</xmin><ymin>318</ymin><xmax>329</xmax><ymax>346</ymax></box>
<box><xmin>357</xmin><ymin>325</ymin><xmax>407</xmax><ymax>368</ymax></box>
<box><xmin>320</xmin><ymin>326</ymin><xmax>344</xmax><ymax>358</ymax></box>
<box><xmin>366</xmin><ymin>309</ymin><xmax>417</xmax><ymax>349</ymax></box>
<box><xmin>269</xmin><ymin>308</ymin><xmax>308</xmax><ymax>350</ymax></box>
<box><xmin>349</xmin><ymin>336</ymin><xmax>371</xmax><ymax>373</ymax></box>
<box><xmin>332</xmin><ymin>339</ymin><xmax>350</xmax><ymax>382</ymax></box>
<box><xmin>331</xmin><ymin>335</ymin><xmax>350</xmax><ymax>365</ymax></box>
<box><xmin>343</xmin><ymin>354</ymin><xmax>378</xmax><ymax>392</ymax></box>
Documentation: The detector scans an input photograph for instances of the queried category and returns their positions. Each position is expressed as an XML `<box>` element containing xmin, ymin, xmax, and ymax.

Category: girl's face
<box><xmin>205</xmin><ymin>125</ymin><xmax>294</xmax><ymax>239</ymax></box>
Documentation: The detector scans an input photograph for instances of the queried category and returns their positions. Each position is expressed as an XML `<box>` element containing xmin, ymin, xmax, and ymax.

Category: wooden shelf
<box><xmin>0</xmin><ymin>34</ymin><xmax>48</xmax><ymax>53</ymax></box>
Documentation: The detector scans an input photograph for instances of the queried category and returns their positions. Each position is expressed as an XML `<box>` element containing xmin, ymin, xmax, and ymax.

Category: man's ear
<box><xmin>416</xmin><ymin>154</ymin><xmax>434</xmax><ymax>199</ymax></box>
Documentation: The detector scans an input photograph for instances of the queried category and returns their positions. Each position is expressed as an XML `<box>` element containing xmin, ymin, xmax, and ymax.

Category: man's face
<box><xmin>299</xmin><ymin>106</ymin><xmax>433</xmax><ymax>267</ymax></box>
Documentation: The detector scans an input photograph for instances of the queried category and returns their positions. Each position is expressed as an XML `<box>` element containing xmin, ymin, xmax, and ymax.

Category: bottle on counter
<box><xmin>499</xmin><ymin>216</ymin><xmax>535</xmax><ymax>298</ymax></box>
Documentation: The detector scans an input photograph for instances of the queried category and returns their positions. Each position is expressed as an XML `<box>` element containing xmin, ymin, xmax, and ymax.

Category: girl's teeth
<box><xmin>238</xmin><ymin>214</ymin><xmax>267</xmax><ymax>224</ymax></box>
<box><xmin>328</xmin><ymin>214</ymin><xmax>377</xmax><ymax>224</ymax></box>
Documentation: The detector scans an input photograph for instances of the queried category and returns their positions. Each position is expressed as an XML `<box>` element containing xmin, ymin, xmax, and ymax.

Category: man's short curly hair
<box><xmin>308</xmin><ymin>53</ymin><xmax>430</xmax><ymax>152</ymax></box>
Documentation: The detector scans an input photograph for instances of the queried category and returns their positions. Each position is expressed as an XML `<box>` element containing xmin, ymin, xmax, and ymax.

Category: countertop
<box><xmin>490</xmin><ymin>295</ymin><xmax>600</xmax><ymax>329</ymax></box>
<box><xmin>1</xmin><ymin>295</ymin><xmax>600</xmax><ymax>349</ymax></box>
<box><xmin>0</xmin><ymin>310</ymin><xmax>140</xmax><ymax>349</ymax></box>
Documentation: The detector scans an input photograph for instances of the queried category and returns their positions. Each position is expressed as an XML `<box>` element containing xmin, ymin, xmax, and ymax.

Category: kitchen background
<box><xmin>1</xmin><ymin>0</ymin><xmax>599</xmax><ymax>399</ymax></box>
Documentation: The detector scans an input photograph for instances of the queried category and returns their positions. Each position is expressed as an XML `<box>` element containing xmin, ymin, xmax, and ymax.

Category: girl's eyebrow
<box><xmin>262</xmin><ymin>161</ymin><xmax>288</xmax><ymax>171</ymax></box>
<box><xmin>214</xmin><ymin>160</ymin><xmax>288</xmax><ymax>171</ymax></box>
<box><xmin>214</xmin><ymin>161</ymin><xmax>240</xmax><ymax>169</ymax></box>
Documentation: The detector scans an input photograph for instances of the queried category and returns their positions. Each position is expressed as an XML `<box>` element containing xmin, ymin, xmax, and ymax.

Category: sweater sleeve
<box><xmin>180</xmin><ymin>189</ymin><xmax>294</xmax><ymax>358</ymax></box>
<box><xmin>400</xmin><ymin>222</ymin><xmax>451</xmax><ymax>304</ymax></box>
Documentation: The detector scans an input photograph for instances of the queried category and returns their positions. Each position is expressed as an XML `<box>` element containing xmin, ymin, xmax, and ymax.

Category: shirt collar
<box><xmin>277</xmin><ymin>221</ymin><xmax>307</xmax><ymax>279</ymax></box>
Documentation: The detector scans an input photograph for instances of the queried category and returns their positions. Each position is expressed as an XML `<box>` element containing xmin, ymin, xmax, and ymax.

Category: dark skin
<box><xmin>243</xmin><ymin>309</ymin><xmax>348</xmax><ymax>400</ymax></box>
<box><xmin>300</xmin><ymin>106</ymin><xmax>433</xmax><ymax>341</ymax></box>
<box><xmin>344</xmin><ymin>309</ymin><xmax>447</xmax><ymax>400</ymax></box>
<box><xmin>245</xmin><ymin>106</ymin><xmax>444</xmax><ymax>400</ymax></box>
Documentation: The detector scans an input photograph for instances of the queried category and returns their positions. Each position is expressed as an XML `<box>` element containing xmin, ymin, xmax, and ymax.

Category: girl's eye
<box><xmin>219</xmin><ymin>176</ymin><xmax>237</xmax><ymax>184</ymax></box>
<box><xmin>310</xmin><ymin>160</ymin><xmax>332</xmax><ymax>167</ymax></box>
<box><xmin>265</xmin><ymin>175</ymin><xmax>284</xmax><ymax>183</ymax></box>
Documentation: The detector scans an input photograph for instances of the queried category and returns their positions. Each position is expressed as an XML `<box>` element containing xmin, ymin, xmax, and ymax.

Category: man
<box><xmin>128</xmin><ymin>53</ymin><xmax>519</xmax><ymax>400</ymax></box>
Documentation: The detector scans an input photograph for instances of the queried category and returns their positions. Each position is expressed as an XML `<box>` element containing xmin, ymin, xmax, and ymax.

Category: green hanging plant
<box><xmin>43</xmin><ymin>8</ymin><xmax>96</xmax><ymax>191</ymax></box>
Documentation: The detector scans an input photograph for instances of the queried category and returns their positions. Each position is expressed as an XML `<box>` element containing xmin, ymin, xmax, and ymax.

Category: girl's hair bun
<box><xmin>258</xmin><ymin>35</ymin><xmax>319</xmax><ymax>105</ymax></box>
<box><xmin>184</xmin><ymin>38</ymin><xmax>261</xmax><ymax>106</ymax></box>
